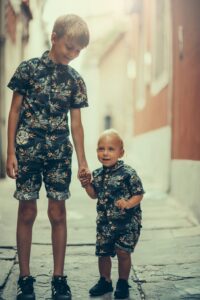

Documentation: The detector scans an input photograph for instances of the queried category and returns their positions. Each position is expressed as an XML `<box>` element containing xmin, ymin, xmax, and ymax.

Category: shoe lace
<box><xmin>18</xmin><ymin>276</ymin><xmax>35</xmax><ymax>294</ymax></box>
<box><xmin>53</xmin><ymin>276</ymin><xmax>70</xmax><ymax>294</ymax></box>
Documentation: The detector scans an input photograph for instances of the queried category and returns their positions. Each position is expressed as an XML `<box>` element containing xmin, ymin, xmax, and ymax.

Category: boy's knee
<box><xmin>48</xmin><ymin>204</ymin><xmax>66</xmax><ymax>225</ymax></box>
<box><xmin>116</xmin><ymin>248</ymin><xmax>130</xmax><ymax>260</ymax></box>
<box><xmin>18</xmin><ymin>202</ymin><xmax>37</xmax><ymax>224</ymax></box>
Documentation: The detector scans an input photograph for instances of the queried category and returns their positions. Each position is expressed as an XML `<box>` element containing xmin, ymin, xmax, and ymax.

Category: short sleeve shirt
<box><xmin>7</xmin><ymin>50</ymin><xmax>88</xmax><ymax>136</ymax></box>
<box><xmin>92</xmin><ymin>160</ymin><xmax>145</xmax><ymax>223</ymax></box>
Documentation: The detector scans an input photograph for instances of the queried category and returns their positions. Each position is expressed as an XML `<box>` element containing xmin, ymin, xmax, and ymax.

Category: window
<box><xmin>104</xmin><ymin>115</ymin><xmax>112</xmax><ymax>129</ymax></box>
<box><xmin>151</xmin><ymin>0</ymin><xmax>171</xmax><ymax>95</ymax></box>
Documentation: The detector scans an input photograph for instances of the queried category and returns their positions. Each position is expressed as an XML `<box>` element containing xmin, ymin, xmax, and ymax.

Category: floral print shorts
<box><xmin>95</xmin><ymin>211</ymin><xmax>142</xmax><ymax>256</ymax></box>
<box><xmin>14</xmin><ymin>130</ymin><xmax>73</xmax><ymax>201</ymax></box>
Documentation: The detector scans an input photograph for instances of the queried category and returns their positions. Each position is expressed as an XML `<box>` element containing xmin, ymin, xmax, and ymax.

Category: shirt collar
<box><xmin>41</xmin><ymin>50</ymin><xmax>68</xmax><ymax>71</ymax></box>
<box><xmin>103</xmin><ymin>160</ymin><xmax>124</xmax><ymax>174</ymax></box>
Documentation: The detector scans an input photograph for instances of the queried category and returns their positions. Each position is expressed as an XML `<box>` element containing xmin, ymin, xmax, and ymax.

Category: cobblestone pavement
<box><xmin>0</xmin><ymin>178</ymin><xmax>200</xmax><ymax>299</ymax></box>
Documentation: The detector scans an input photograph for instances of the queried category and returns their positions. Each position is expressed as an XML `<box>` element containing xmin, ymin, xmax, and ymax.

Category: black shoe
<box><xmin>16</xmin><ymin>276</ymin><xmax>35</xmax><ymax>300</ymax></box>
<box><xmin>114</xmin><ymin>279</ymin><xmax>129</xmax><ymax>299</ymax></box>
<box><xmin>89</xmin><ymin>277</ymin><xmax>113</xmax><ymax>297</ymax></box>
<box><xmin>51</xmin><ymin>276</ymin><xmax>71</xmax><ymax>300</ymax></box>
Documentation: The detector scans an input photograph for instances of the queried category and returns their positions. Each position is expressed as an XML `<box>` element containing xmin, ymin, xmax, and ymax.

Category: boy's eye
<box><xmin>98</xmin><ymin>147</ymin><xmax>104</xmax><ymax>151</ymax></box>
<box><xmin>108</xmin><ymin>147</ymin><xmax>114</xmax><ymax>151</ymax></box>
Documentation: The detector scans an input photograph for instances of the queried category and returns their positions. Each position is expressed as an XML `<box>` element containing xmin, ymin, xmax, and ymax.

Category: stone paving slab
<box><xmin>171</xmin><ymin>225</ymin><xmax>200</xmax><ymax>238</ymax></box>
<box><xmin>134</xmin><ymin>235</ymin><xmax>200</xmax><ymax>266</ymax></box>
<box><xmin>0</xmin><ymin>249</ymin><xmax>16</xmax><ymax>260</ymax></box>
<box><xmin>141</xmin><ymin>278</ymin><xmax>200</xmax><ymax>300</ymax></box>
<box><xmin>0</xmin><ymin>261</ymin><xmax>14</xmax><ymax>288</ymax></box>
<box><xmin>134</xmin><ymin>263</ymin><xmax>200</xmax><ymax>283</ymax></box>
<box><xmin>0</xmin><ymin>248</ymin><xmax>16</xmax><ymax>288</ymax></box>
<box><xmin>1</xmin><ymin>245</ymin><xmax>141</xmax><ymax>300</ymax></box>
<box><xmin>143</xmin><ymin>218</ymin><xmax>192</xmax><ymax>230</ymax></box>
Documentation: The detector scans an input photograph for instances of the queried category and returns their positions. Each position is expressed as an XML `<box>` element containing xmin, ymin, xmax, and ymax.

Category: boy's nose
<box><xmin>103</xmin><ymin>150</ymin><xmax>108</xmax><ymax>155</ymax></box>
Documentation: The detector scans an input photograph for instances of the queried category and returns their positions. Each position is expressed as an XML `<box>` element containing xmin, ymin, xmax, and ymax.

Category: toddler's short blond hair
<box><xmin>52</xmin><ymin>14</ymin><xmax>90</xmax><ymax>48</ymax></box>
<box><xmin>98</xmin><ymin>129</ymin><xmax>124</xmax><ymax>150</ymax></box>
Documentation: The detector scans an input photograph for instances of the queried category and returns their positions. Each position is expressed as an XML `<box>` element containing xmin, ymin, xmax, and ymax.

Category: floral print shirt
<box><xmin>8</xmin><ymin>50</ymin><xmax>88</xmax><ymax>139</ymax></box>
<box><xmin>92</xmin><ymin>160</ymin><xmax>145</xmax><ymax>224</ymax></box>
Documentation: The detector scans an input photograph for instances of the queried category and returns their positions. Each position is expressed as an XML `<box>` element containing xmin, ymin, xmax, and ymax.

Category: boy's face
<box><xmin>51</xmin><ymin>32</ymin><xmax>83</xmax><ymax>65</ymax></box>
<box><xmin>97</xmin><ymin>135</ymin><xmax>124</xmax><ymax>167</ymax></box>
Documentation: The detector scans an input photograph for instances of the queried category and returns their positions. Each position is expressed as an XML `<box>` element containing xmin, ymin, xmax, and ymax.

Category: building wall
<box><xmin>99</xmin><ymin>33</ymin><xmax>134</xmax><ymax>139</ymax></box>
<box><xmin>129</xmin><ymin>0</ymin><xmax>172</xmax><ymax>191</ymax></box>
<box><xmin>170</xmin><ymin>0</ymin><xmax>200</xmax><ymax>221</ymax></box>
<box><xmin>171</xmin><ymin>0</ymin><xmax>200</xmax><ymax>161</ymax></box>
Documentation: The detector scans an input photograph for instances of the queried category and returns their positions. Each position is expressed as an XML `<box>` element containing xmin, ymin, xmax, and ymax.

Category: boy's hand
<box><xmin>78</xmin><ymin>167</ymin><xmax>91</xmax><ymax>187</ymax></box>
<box><xmin>116</xmin><ymin>198</ymin><xmax>130</xmax><ymax>210</ymax></box>
<box><xmin>6</xmin><ymin>154</ymin><xmax>18</xmax><ymax>179</ymax></box>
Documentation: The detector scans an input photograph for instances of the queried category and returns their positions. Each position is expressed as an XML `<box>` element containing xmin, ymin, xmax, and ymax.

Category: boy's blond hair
<box><xmin>98</xmin><ymin>129</ymin><xmax>124</xmax><ymax>149</ymax></box>
<box><xmin>52</xmin><ymin>14</ymin><xmax>90</xmax><ymax>48</ymax></box>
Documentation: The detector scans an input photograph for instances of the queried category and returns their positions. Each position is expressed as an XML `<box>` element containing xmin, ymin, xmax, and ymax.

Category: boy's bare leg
<box><xmin>48</xmin><ymin>199</ymin><xmax>67</xmax><ymax>276</ymax></box>
<box><xmin>17</xmin><ymin>200</ymin><xmax>37</xmax><ymax>277</ymax></box>
<box><xmin>116</xmin><ymin>248</ymin><xmax>131</xmax><ymax>280</ymax></box>
<box><xmin>98</xmin><ymin>256</ymin><xmax>112</xmax><ymax>281</ymax></box>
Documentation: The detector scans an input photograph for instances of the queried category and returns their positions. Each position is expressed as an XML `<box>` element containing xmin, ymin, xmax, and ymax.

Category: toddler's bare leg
<box><xmin>17</xmin><ymin>200</ymin><xmax>37</xmax><ymax>276</ymax></box>
<box><xmin>116</xmin><ymin>248</ymin><xmax>131</xmax><ymax>280</ymax></box>
<box><xmin>98</xmin><ymin>256</ymin><xmax>112</xmax><ymax>281</ymax></box>
<box><xmin>48</xmin><ymin>199</ymin><xmax>66</xmax><ymax>276</ymax></box>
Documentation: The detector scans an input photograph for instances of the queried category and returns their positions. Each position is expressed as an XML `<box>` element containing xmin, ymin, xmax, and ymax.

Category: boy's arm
<box><xmin>6</xmin><ymin>92</ymin><xmax>23</xmax><ymax>178</ymax></box>
<box><xmin>116</xmin><ymin>194</ymin><xmax>143</xmax><ymax>210</ymax></box>
<box><xmin>83</xmin><ymin>183</ymin><xmax>97</xmax><ymax>199</ymax></box>
<box><xmin>70</xmin><ymin>108</ymin><xmax>90</xmax><ymax>177</ymax></box>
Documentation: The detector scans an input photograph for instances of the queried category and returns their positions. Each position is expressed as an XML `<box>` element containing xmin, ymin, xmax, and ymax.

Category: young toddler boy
<box><xmin>79</xmin><ymin>129</ymin><xmax>144</xmax><ymax>299</ymax></box>
<box><xmin>7</xmin><ymin>14</ymin><xmax>90</xmax><ymax>300</ymax></box>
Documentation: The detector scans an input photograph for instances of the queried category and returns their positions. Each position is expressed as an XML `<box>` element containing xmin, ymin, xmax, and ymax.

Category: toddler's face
<box><xmin>51</xmin><ymin>33</ymin><xmax>83</xmax><ymax>65</ymax></box>
<box><xmin>97</xmin><ymin>135</ymin><xmax>124</xmax><ymax>167</ymax></box>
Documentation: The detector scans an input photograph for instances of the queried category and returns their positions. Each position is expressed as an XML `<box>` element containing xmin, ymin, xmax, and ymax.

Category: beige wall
<box><xmin>99</xmin><ymin>32</ymin><xmax>134</xmax><ymax>139</ymax></box>
<box><xmin>171</xmin><ymin>0</ymin><xmax>200</xmax><ymax>161</ymax></box>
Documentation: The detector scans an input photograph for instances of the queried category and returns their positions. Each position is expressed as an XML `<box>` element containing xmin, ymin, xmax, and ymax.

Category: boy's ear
<box><xmin>51</xmin><ymin>32</ymin><xmax>57</xmax><ymax>44</ymax></box>
<box><xmin>120</xmin><ymin>149</ymin><xmax>124</xmax><ymax>158</ymax></box>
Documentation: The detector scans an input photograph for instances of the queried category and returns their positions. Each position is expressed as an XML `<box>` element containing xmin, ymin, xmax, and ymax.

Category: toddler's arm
<box><xmin>116</xmin><ymin>194</ymin><xmax>143</xmax><ymax>210</ymax></box>
<box><xmin>83</xmin><ymin>183</ymin><xmax>97</xmax><ymax>199</ymax></box>
<box><xmin>79</xmin><ymin>170</ymin><xmax>97</xmax><ymax>199</ymax></box>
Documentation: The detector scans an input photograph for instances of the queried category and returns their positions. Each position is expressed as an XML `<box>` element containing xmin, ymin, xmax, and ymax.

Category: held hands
<box><xmin>116</xmin><ymin>198</ymin><xmax>131</xmax><ymax>210</ymax></box>
<box><xmin>6</xmin><ymin>154</ymin><xmax>18</xmax><ymax>179</ymax></box>
<box><xmin>78</xmin><ymin>168</ymin><xmax>92</xmax><ymax>187</ymax></box>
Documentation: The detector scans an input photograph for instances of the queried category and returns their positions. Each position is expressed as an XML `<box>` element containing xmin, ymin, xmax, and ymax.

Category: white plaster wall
<box><xmin>70</xmin><ymin>64</ymin><xmax>102</xmax><ymax>172</ymax></box>
<box><xmin>125</xmin><ymin>126</ymin><xmax>171</xmax><ymax>192</ymax></box>
<box><xmin>25</xmin><ymin>0</ymin><xmax>47</xmax><ymax>59</ymax></box>
<box><xmin>171</xmin><ymin>160</ymin><xmax>200</xmax><ymax>222</ymax></box>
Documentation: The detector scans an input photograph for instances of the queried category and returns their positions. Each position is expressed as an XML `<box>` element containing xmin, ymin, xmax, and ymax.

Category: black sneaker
<box><xmin>89</xmin><ymin>277</ymin><xmax>113</xmax><ymax>297</ymax></box>
<box><xmin>16</xmin><ymin>276</ymin><xmax>35</xmax><ymax>300</ymax></box>
<box><xmin>114</xmin><ymin>279</ymin><xmax>130</xmax><ymax>299</ymax></box>
<box><xmin>51</xmin><ymin>276</ymin><xmax>71</xmax><ymax>300</ymax></box>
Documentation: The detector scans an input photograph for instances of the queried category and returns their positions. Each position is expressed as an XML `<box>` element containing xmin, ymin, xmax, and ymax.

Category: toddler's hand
<box><xmin>116</xmin><ymin>199</ymin><xmax>130</xmax><ymax>210</ymax></box>
<box><xmin>78</xmin><ymin>168</ymin><xmax>91</xmax><ymax>187</ymax></box>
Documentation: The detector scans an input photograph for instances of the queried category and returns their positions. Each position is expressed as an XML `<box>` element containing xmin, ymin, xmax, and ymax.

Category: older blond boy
<box><xmin>7</xmin><ymin>14</ymin><xmax>90</xmax><ymax>300</ymax></box>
